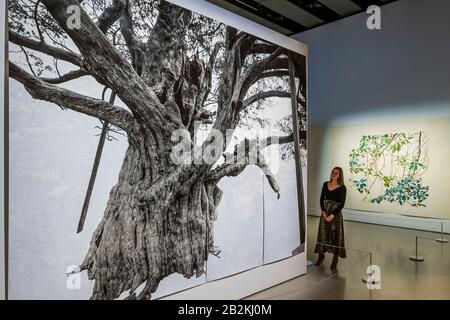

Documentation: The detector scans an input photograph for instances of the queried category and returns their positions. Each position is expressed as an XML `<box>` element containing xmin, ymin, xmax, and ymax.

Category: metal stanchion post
<box><xmin>409</xmin><ymin>236</ymin><xmax>424</xmax><ymax>262</ymax></box>
<box><xmin>362</xmin><ymin>252</ymin><xmax>379</xmax><ymax>285</ymax></box>
<box><xmin>435</xmin><ymin>221</ymin><xmax>449</xmax><ymax>243</ymax></box>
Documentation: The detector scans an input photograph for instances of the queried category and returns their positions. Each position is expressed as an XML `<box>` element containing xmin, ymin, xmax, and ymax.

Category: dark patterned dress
<box><xmin>314</xmin><ymin>182</ymin><xmax>347</xmax><ymax>258</ymax></box>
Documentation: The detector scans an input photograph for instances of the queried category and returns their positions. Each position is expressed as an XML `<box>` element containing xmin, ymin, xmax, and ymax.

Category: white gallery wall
<box><xmin>293</xmin><ymin>0</ymin><xmax>450</xmax><ymax>233</ymax></box>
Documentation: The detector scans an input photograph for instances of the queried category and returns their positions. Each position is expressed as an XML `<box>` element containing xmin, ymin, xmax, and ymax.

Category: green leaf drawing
<box><xmin>348</xmin><ymin>132</ymin><xmax>429</xmax><ymax>208</ymax></box>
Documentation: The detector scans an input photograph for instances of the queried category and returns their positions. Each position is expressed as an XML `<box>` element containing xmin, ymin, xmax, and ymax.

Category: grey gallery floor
<box><xmin>246</xmin><ymin>216</ymin><xmax>450</xmax><ymax>300</ymax></box>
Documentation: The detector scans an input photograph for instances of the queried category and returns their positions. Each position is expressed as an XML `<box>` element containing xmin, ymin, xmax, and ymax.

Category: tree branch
<box><xmin>209</xmin><ymin>154</ymin><xmax>280</xmax><ymax>198</ymax></box>
<box><xmin>40</xmin><ymin>69</ymin><xmax>89</xmax><ymax>84</ymax></box>
<box><xmin>260</xmin><ymin>133</ymin><xmax>294</xmax><ymax>148</ymax></box>
<box><xmin>10</xmin><ymin>62</ymin><xmax>134</xmax><ymax>131</ymax></box>
<box><xmin>207</xmin><ymin>133</ymin><xmax>294</xmax><ymax>197</ymax></box>
<box><xmin>211</xmin><ymin>29</ymin><xmax>255</xmax><ymax>132</ymax></box>
<box><xmin>118</xmin><ymin>0</ymin><xmax>144</xmax><ymax>73</ymax></box>
<box><xmin>238</xmin><ymin>48</ymin><xmax>286</xmax><ymax>101</ymax></box>
<box><xmin>40</xmin><ymin>0</ymin><xmax>167</xmax><ymax>127</ymax></box>
<box><xmin>20</xmin><ymin>46</ymin><xmax>37</xmax><ymax>76</ymax></box>
<box><xmin>254</xmin><ymin>69</ymin><xmax>289</xmax><ymax>83</ymax></box>
<box><xmin>202</xmin><ymin>41</ymin><xmax>223</xmax><ymax>107</ymax></box>
<box><xmin>34</xmin><ymin>0</ymin><xmax>45</xmax><ymax>43</ymax></box>
<box><xmin>9</xmin><ymin>30</ymin><xmax>82</xmax><ymax>66</ymax></box>
<box><xmin>97</xmin><ymin>0</ymin><xmax>126</xmax><ymax>33</ymax></box>
<box><xmin>242</xmin><ymin>90</ymin><xmax>291</xmax><ymax>110</ymax></box>
<box><xmin>237</xmin><ymin>33</ymin><xmax>257</xmax><ymax>62</ymax></box>
<box><xmin>247</xmin><ymin>42</ymin><xmax>279</xmax><ymax>56</ymax></box>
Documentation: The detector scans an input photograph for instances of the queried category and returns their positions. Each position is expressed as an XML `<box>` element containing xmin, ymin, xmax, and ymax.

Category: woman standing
<box><xmin>314</xmin><ymin>167</ymin><xmax>347</xmax><ymax>269</ymax></box>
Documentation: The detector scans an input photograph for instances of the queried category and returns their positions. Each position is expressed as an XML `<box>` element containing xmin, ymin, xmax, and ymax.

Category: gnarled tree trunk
<box><xmin>79</xmin><ymin>122</ymin><xmax>224</xmax><ymax>299</ymax></box>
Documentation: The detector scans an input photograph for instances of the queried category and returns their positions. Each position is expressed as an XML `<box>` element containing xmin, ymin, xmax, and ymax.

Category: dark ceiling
<box><xmin>206</xmin><ymin>0</ymin><xmax>399</xmax><ymax>35</ymax></box>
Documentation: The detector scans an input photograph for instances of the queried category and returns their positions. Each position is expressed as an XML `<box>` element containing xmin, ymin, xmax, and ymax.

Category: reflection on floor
<box><xmin>246</xmin><ymin>216</ymin><xmax>450</xmax><ymax>299</ymax></box>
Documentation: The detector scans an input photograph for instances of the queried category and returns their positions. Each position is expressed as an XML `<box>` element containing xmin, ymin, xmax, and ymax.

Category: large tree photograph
<box><xmin>8</xmin><ymin>0</ymin><xmax>307</xmax><ymax>299</ymax></box>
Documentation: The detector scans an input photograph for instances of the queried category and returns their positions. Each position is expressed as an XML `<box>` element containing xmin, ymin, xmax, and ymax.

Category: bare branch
<box><xmin>247</xmin><ymin>42</ymin><xmax>279</xmax><ymax>55</ymax></box>
<box><xmin>34</xmin><ymin>0</ymin><xmax>45</xmax><ymax>43</ymax></box>
<box><xmin>202</xmin><ymin>41</ymin><xmax>223</xmax><ymax>107</ymax></box>
<box><xmin>117</xmin><ymin>0</ymin><xmax>144</xmax><ymax>73</ymax></box>
<box><xmin>40</xmin><ymin>69</ymin><xmax>89</xmax><ymax>84</ymax></box>
<box><xmin>9</xmin><ymin>30</ymin><xmax>82</xmax><ymax>66</ymax></box>
<box><xmin>260</xmin><ymin>133</ymin><xmax>294</xmax><ymax>148</ymax></box>
<box><xmin>94</xmin><ymin>0</ymin><xmax>143</xmax><ymax>73</ymax></box>
<box><xmin>254</xmin><ymin>69</ymin><xmax>289</xmax><ymax>84</ymax></box>
<box><xmin>54</xmin><ymin>57</ymin><xmax>62</xmax><ymax>77</ymax></box>
<box><xmin>40</xmin><ymin>0</ymin><xmax>167</xmax><ymax>127</ymax></box>
<box><xmin>207</xmin><ymin>163</ymin><xmax>246</xmax><ymax>181</ymax></box>
<box><xmin>218</xmin><ymin>134</ymin><xmax>293</xmax><ymax>162</ymax></box>
<box><xmin>207</xmin><ymin>133</ymin><xmax>294</xmax><ymax>197</ymax></box>
<box><xmin>42</xmin><ymin>26</ymin><xmax>75</xmax><ymax>53</ymax></box>
<box><xmin>209</xmin><ymin>155</ymin><xmax>280</xmax><ymax>197</ymax></box>
<box><xmin>241</xmin><ymin>90</ymin><xmax>291</xmax><ymax>110</ymax></box>
<box><xmin>212</xmin><ymin>30</ymin><xmax>255</xmax><ymax>131</ymax></box>
<box><xmin>257</xmin><ymin>152</ymin><xmax>280</xmax><ymax>198</ymax></box>
<box><xmin>237</xmin><ymin>33</ymin><xmax>257</xmax><ymax>61</ymax></box>
<box><xmin>238</xmin><ymin>48</ymin><xmax>286</xmax><ymax>101</ymax></box>
<box><xmin>9</xmin><ymin>62</ymin><xmax>134</xmax><ymax>131</ymax></box>
<box><xmin>20</xmin><ymin>46</ymin><xmax>37</xmax><ymax>76</ymax></box>
<box><xmin>97</xmin><ymin>0</ymin><xmax>126</xmax><ymax>33</ymax></box>
<box><xmin>118</xmin><ymin>0</ymin><xmax>137</xmax><ymax>48</ymax></box>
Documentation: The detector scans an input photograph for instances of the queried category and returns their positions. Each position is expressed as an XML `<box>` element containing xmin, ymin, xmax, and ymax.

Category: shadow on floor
<box><xmin>246</xmin><ymin>216</ymin><xmax>450</xmax><ymax>300</ymax></box>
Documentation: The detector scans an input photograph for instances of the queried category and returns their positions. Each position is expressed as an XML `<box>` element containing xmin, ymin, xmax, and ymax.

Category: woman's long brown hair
<box><xmin>332</xmin><ymin>167</ymin><xmax>345</xmax><ymax>186</ymax></box>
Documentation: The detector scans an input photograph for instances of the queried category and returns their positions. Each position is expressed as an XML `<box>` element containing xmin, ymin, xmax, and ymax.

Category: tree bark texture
<box><xmin>78</xmin><ymin>143</ymin><xmax>223</xmax><ymax>299</ymax></box>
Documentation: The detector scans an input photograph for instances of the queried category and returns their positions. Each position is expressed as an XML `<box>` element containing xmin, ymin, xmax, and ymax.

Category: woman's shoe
<box><xmin>315</xmin><ymin>253</ymin><xmax>325</xmax><ymax>266</ymax></box>
<box><xmin>330</xmin><ymin>255</ymin><xmax>338</xmax><ymax>269</ymax></box>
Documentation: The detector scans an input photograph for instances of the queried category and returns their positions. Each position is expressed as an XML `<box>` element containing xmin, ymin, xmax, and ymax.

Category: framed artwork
<box><xmin>7</xmin><ymin>0</ymin><xmax>307</xmax><ymax>299</ymax></box>
<box><xmin>329</xmin><ymin>117</ymin><xmax>450</xmax><ymax>220</ymax></box>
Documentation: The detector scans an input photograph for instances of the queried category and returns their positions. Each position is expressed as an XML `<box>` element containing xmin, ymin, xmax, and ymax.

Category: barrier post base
<box><xmin>409</xmin><ymin>255</ymin><xmax>424</xmax><ymax>262</ymax></box>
